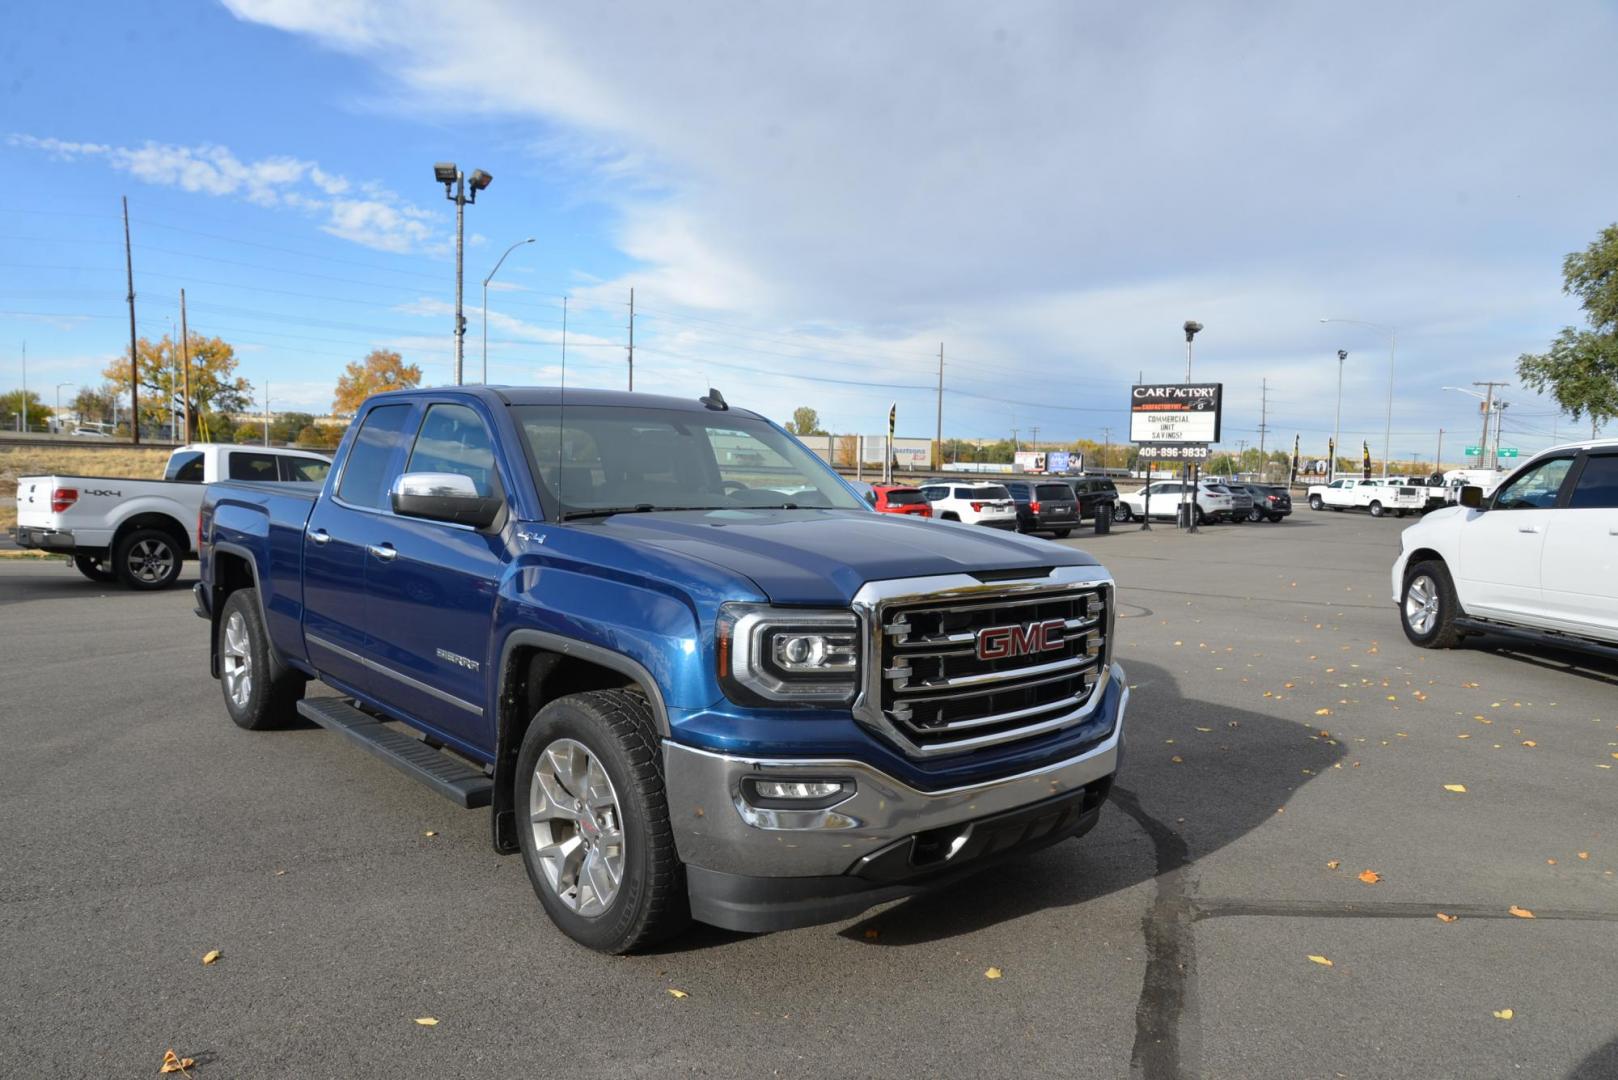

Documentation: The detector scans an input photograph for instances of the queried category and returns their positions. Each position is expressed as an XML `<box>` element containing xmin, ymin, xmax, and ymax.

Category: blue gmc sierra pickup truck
<box><xmin>196</xmin><ymin>385</ymin><xmax>1127</xmax><ymax>952</ymax></box>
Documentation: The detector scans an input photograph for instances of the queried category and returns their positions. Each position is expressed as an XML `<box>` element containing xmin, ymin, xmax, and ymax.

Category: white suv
<box><xmin>1116</xmin><ymin>480</ymin><xmax>1236</xmax><ymax>525</ymax></box>
<box><xmin>1392</xmin><ymin>440</ymin><xmax>1618</xmax><ymax>651</ymax></box>
<box><xmin>917</xmin><ymin>482</ymin><xmax>1018</xmax><ymax>529</ymax></box>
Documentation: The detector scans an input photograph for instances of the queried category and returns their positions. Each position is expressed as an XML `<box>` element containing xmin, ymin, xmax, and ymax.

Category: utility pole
<box><xmin>1435</xmin><ymin>429</ymin><xmax>1444</xmax><ymax>473</ymax></box>
<box><xmin>1257</xmin><ymin>377</ymin><xmax>1271</xmax><ymax>481</ymax></box>
<box><xmin>1494</xmin><ymin>401</ymin><xmax>1510</xmax><ymax>467</ymax></box>
<box><xmin>561</xmin><ymin>297</ymin><xmax>568</xmax><ymax>367</ymax></box>
<box><xmin>934</xmin><ymin>343</ymin><xmax>944</xmax><ymax>470</ymax></box>
<box><xmin>18</xmin><ymin>340</ymin><xmax>24</xmax><ymax>432</ymax></box>
<box><xmin>1101</xmin><ymin>426</ymin><xmax>1112</xmax><ymax>471</ymax></box>
<box><xmin>263</xmin><ymin>381</ymin><xmax>270</xmax><ymax>447</ymax></box>
<box><xmin>1473</xmin><ymin>380</ymin><xmax>1507</xmax><ymax>469</ymax></box>
<box><xmin>1029</xmin><ymin>425</ymin><xmax>1040</xmax><ymax>451</ymax></box>
<box><xmin>123</xmin><ymin>196</ymin><xmax>140</xmax><ymax>443</ymax></box>
<box><xmin>627</xmin><ymin>287</ymin><xmax>635</xmax><ymax>391</ymax></box>
<box><xmin>179</xmin><ymin>289</ymin><xmax>192</xmax><ymax>443</ymax></box>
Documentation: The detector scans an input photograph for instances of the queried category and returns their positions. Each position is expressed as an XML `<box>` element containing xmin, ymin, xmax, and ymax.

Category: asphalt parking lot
<box><xmin>2</xmin><ymin>510</ymin><xmax>1616</xmax><ymax>1079</ymax></box>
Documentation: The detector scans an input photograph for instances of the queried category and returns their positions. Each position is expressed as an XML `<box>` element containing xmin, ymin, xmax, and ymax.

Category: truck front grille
<box><xmin>855</xmin><ymin>573</ymin><xmax>1111</xmax><ymax>756</ymax></box>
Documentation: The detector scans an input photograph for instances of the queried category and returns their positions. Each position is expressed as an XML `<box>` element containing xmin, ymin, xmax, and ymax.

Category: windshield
<box><xmin>513</xmin><ymin>404</ymin><xmax>866</xmax><ymax>518</ymax></box>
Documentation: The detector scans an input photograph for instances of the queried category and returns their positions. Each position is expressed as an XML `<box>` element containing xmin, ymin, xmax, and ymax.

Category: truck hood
<box><xmin>584</xmin><ymin>508</ymin><xmax>1099</xmax><ymax>606</ymax></box>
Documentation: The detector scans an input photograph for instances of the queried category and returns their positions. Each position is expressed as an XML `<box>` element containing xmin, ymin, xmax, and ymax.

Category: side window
<box><xmin>337</xmin><ymin>404</ymin><xmax>415</xmax><ymax>509</ymax></box>
<box><xmin>165</xmin><ymin>451</ymin><xmax>204</xmax><ymax>482</ymax></box>
<box><xmin>228</xmin><ymin>452</ymin><xmax>280</xmax><ymax>482</ymax></box>
<box><xmin>919</xmin><ymin>486</ymin><xmax>944</xmax><ymax>501</ymax></box>
<box><xmin>1493</xmin><ymin>457</ymin><xmax>1574</xmax><ymax>510</ymax></box>
<box><xmin>406</xmin><ymin>403</ymin><xmax>500</xmax><ymax>498</ymax></box>
<box><xmin>280</xmin><ymin>456</ymin><xmax>331</xmax><ymax>483</ymax></box>
<box><xmin>1569</xmin><ymin>455</ymin><xmax>1618</xmax><ymax>510</ymax></box>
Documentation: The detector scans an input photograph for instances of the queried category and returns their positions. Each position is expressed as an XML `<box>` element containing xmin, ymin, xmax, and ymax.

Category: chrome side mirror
<box><xmin>390</xmin><ymin>472</ymin><xmax>503</xmax><ymax>528</ymax></box>
<box><xmin>1459</xmin><ymin>485</ymin><xmax>1484</xmax><ymax>510</ymax></box>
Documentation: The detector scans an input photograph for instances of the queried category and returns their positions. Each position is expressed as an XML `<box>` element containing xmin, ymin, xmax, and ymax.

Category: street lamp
<box><xmin>434</xmin><ymin>162</ymin><xmax>494</xmax><ymax>385</ymax></box>
<box><xmin>1183</xmin><ymin>320</ymin><xmax>1203</xmax><ymax>379</ymax></box>
<box><xmin>1321</xmin><ymin>318</ymin><xmax>1395</xmax><ymax>477</ymax></box>
<box><xmin>481</xmin><ymin>237</ymin><xmax>535</xmax><ymax>385</ymax></box>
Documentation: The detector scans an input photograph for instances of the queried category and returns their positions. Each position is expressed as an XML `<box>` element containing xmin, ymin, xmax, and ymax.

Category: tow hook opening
<box><xmin>911</xmin><ymin>824</ymin><xmax>974</xmax><ymax>867</ymax></box>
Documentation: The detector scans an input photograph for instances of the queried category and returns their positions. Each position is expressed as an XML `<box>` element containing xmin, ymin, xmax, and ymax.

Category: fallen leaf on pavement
<box><xmin>864</xmin><ymin>928</ymin><xmax>880</xmax><ymax>940</ymax></box>
<box><xmin>1358</xmin><ymin>870</ymin><xmax>1382</xmax><ymax>885</ymax></box>
<box><xmin>160</xmin><ymin>1050</ymin><xmax>195</xmax><ymax>1075</ymax></box>
<box><xmin>1436</xmin><ymin>912</ymin><xmax>1458</xmax><ymax>923</ymax></box>
<box><xmin>1493</xmin><ymin>1008</ymin><xmax>1514</xmax><ymax>1020</ymax></box>
<box><xmin>1522</xmin><ymin>741</ymin><xmax>1537</xmax><ymax>748</ymax></box>
<box><xmin>666</xmin><ymin>989</ymin><xmax>689</xmax><ymax>999</ymax></box>
<box><xmin>1444</xmin><ymin>784</ymin><xmax>1467</xmax><ymax>793</ymax></box>
<box><xmin>415</xmin><ymin>1017</ymin><xmax>439</xmax><ymax>1026</ymax></box>
<box><xmin>1508</xmin><ymin>905</ymin><xmax>1535</xmax><ymax>919</ymax></box>
<box><xmin>1307</xmin><ymin>955</ymin><xmax>1333</xmax><ymax>967</ymax></box>
<box><xmin>985</xmin><ymin>967</ymin><xmax>1003</xmax><ymax>980</ymax></box>
<box><xmin>1171</xmin><ymin>756</ymin><xmax>1183</xmax><ymax>764</ymax></box>
<box><xmin>1315</xmin><ymin>708</ymin><xmax>1332</xmax><ymax>716</ymax></box>
<box><xmin>424</xmin><ymin>830</ymin><xmax>437</xmax><ymax>837</ymax></box>
<box><xmin>201</xmin><ymin>949</ymin><xmax>221</xmax><ymax>966</ymax></box>
<box><xmin>1579</xmin><ymin>852</ymin><xmax>1590</xmax><ymax>860</ymax></box>
<box><xmin>1326</xmin><ymin>860</ymin><xmax>1341</xmax><ymax>870</ymax></box>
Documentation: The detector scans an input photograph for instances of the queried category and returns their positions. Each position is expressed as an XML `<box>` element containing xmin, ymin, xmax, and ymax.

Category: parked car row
<box><xmin>1307</xmin><ymin>477</ymin><xmax>1426</xmax><ymax>517</ymax></box>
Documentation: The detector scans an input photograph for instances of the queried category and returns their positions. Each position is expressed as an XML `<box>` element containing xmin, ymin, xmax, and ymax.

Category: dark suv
<box><xmin>1003</xmin><ymin>479</ymin><xmax>1080</xmax><ymax>537</ymax></box>
<box><xmin>1229</xmin><ymin>483</ymin><xmax>1292</xmax><ymax>522</ymax></box>
<box><xmin>1058</xmin><ymin>476</ymin><xmax>1120</xmax><ymax>520</ymax></box>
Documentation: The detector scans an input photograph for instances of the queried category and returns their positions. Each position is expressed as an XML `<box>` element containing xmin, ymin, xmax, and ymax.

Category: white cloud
<box><xmin>7</xmin><ymin>133</ymin><xmax>441</xmax><ymax>254</ymax></box>
<box><xmin>215</xmin><ymin>3</ymin><xmax>1618</xmax><ymax>445</ymax></box>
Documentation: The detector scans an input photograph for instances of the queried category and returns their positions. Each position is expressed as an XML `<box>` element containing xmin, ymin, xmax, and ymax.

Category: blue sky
<box><xmin>4</xmin><ymin>0</ymin><xmax>1617</xmax><ymax>463</ymax></box>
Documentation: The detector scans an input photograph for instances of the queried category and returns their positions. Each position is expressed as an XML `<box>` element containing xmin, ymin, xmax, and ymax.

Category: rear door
<box><xmin>303</xmin><ymin>402</ymin><xmax>418</xmax><ymax>696</ymax></box>
<box><xmin>1456</xmin><ymin>455</ymin><xmax>1576</xmax><ymax>621</ymax></box>
<box><xmin>361</xmin><ymin>401</ymin><xmax>509</xmax><ymax>750</ymax></box>
<box><xmin>1539</xmin><ymin>451</ymin><xmax>1618</xmax><ymax>639</ymax></box>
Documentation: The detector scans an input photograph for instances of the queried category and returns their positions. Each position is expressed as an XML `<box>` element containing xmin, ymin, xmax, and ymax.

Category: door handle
<box><xmin>1518</xmin><ymin>525</ymin><xmax>1540</xmax><ymax>534</ymax></box>
<box><xmin>368</xmin><ymin>542</ymin><xmax>397</xmax><ymax>562</ymax></box>
<box><xmin>308</xmin><ymin>528</ymin><xmax>331</xmax><ymax>545</ymax></box>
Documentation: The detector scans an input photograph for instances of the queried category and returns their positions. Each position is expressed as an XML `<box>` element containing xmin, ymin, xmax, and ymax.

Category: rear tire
<box><xmin>1369</xmin><ymin>501</ymin><xmax>1385</xmax><ymax>518</ymax></box>
<box><xmin>1053</xmin><ymin>528</ymin><xmax>1072</xmax><ymax>539</ymax></box>
<box><xmin>114</xmin><ymin>527</ymin><xmax>184</xmax><ymax>590</ymax></box>
<box><xmin>1401</xmin><ymin>560</ymin><xmax>1463</xmax><ymax>649</ymax></box>
<box><xmin>218</xmin><ymin>588</ymin><xmax>307</xmax><ymax>730</ymax></box>
<box><xmin>1247</xmin><ymin>507</ymin><xmax>1263</xmax><ymax>523</ymax></box>
<box><xmin>516</xmin><ymin>689</ymin><xmax>691</xmax><ymax>953</ymax></box>
<box><xmin>73</xmin><ymin>554</ymin><xmax>118</xmax><ymax>583</ymax></box>
<box><xmin>1267</xmin><ymin>513</ymin><xmax>1284</xmax><ymax>523</ymax></box>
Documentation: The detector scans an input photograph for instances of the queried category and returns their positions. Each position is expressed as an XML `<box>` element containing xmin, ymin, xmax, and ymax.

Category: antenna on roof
<box><xmin>700</xmin><ymin>387</ymin><xmax>728</xmax><ymax>411</ymax></box>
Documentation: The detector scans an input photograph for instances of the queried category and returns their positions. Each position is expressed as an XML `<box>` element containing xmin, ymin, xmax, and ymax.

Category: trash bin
<box><xmin>1094</xmin><ymin>501</ymin><xmax>1111</xmax><ymax>535</ymax></box>
<box><xmin>1177</xmin><ymin>502</ymin><xmax>1192</xmax><ymax>529</ymax></box>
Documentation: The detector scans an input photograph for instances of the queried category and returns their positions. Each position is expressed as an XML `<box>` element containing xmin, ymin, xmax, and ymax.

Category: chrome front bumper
<box><xmin>662</xmin><ymin>663</ymin><xmax>1127</xmax><ymax>879</ymax></box>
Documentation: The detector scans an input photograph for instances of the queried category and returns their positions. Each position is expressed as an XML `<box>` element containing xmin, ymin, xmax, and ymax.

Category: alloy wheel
<box><xmin>126</xmin><ymin>538</ymin><xmax>175</xmax><ymax>584</ymax></box>
<box><xmin>1405</xmin><ymin>574</ymin><xmax>1439</xmax><ymax>636</ymax></box>
<box><xmin>221</xmin><ymin>610</ymin><xmax>254</xmax><ymax>709</ymax></box>
<box><xmin>529</xmin><ymin>738</ymin><xmax>625</xmax><ymax>917</ymax></box>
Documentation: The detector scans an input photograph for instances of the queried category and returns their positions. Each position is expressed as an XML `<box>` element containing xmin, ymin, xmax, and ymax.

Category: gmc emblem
<box><xmin>976</xmin><ymin>618</ymin><xmax>1067</xmax><ymax>661</ymax></box>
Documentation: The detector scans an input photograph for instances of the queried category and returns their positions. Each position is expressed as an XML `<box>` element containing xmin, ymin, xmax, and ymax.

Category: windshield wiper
<box><xmin>560</xmin><ymin>505</ymin><xmax>728</xmax><ymax>521</ymax></box>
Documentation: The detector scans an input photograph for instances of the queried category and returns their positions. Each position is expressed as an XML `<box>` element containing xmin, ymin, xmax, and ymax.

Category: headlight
<box><xmin>717</xmin><ymin>603</ymin><xmax>859</xmax><ymax>704</ymax></box>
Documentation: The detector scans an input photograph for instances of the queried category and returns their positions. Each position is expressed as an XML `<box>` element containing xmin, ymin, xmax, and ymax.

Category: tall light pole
<box><xmin>434</xmin><ymin>163</ymin><xmax>493</xmax><ymax>386</ymax></box>
<box><xmin>1321</xmin><ymin>318</ymin><xmax>1395</xmax><ymax>477</ymax></box>
<box><xmin>56</xmin><ymin>382</ymin><xmax>73</xmax><ymax>430</ymax></box>
<box><xmin>1183</xmin><ymin>320</ymin><xmax>1203</xmax><ymax>379</ymax></box>
<box><xmin>481</xmin><ymin>237</ymin><xmax>534</xmax><ymax>384</ymax></box>
<box><xmin>1182</xmin><ymin>320</ymin><xmax>1203</xmax><ymax>532</ymax></box>
<box><xmin>1331</xmin><ymin>349</ymin><xmax>1347</xmax><ymax>481</ymax></box>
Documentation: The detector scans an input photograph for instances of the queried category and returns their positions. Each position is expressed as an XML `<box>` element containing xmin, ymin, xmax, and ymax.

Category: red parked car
<box><xmin>858</xmin><ymin>483</ymin><xmax>933</xmax><ymax>517</ymax></box>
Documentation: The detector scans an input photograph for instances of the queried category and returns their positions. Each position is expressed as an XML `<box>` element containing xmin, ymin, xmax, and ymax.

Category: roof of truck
<box><xmin>486</xmin><ymin>385</ymin><xmax>758</xmax><ymax>416</ymax></box>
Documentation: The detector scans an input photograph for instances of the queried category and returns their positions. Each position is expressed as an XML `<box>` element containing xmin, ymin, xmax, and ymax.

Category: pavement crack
<box><xmin>1111</xmin><ymin>786</ymin><xmax>1200</xmax><ymax>1080</ymax></box>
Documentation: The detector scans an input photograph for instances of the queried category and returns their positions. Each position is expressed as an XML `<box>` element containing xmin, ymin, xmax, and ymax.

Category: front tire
<box><xmin>516</xmin><ymin>689</ymin><xmax>690</xmax><ymax>954</ymax></box>
<box><xmin>1309</xmin><ymin>495</ymin><xmax>1324</xmax><ymax>510</ymax></box>
<box><xmin>1115</xmin><ymin>503</ymin><xmax>1133</xmax><ymax>522</ymax></box>
<box><xmin>73</xmin><ymin>554</ymin><xmax>118</xmax><ymax>583</ymax></box>
<box><xmin>1369</xmin><ymin>500</ymin><xmax>1385</xmax><ymax>518</ymax></box>
<box><xmin>1401</xmin><ymin>560</ymin><xmax>1463</xmax><ymax>649</ymax></box>
<box><xmin>115</xmin><ymin>527</ymin><xmax>184</xmax><ymax>590</ymax></box>
<box><xmin>218</xmin><ymin>588</ymin><xmax>307</xmax><ymax>730</ymax></box>
<box><xmin>1247</xmin><ymin>507</ymin><xmax>1263</xmax><ymax>523</ymax></box>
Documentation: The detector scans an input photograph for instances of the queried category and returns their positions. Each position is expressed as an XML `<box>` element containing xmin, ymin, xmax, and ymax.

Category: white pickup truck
<box><xmin>1394</xmin><ymin>440</ymin><xmax>1618</xmax><ymax>653</ymax></box>
<box><xmin>1306</xmin><ymin>477</ymin><xmax>1426</xmax><ymax>518</ymax></box>
<box><xmin>11</xmin><ymin>443</ymin><xmax>332</xmax><ymax>589</ymax></box>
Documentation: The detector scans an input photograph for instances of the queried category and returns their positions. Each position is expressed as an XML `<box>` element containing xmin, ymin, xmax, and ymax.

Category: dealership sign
<box><xmin>1129</xmin><ymin>383</ymin><xmax>1223</xmax><ymax>445</ymax></box>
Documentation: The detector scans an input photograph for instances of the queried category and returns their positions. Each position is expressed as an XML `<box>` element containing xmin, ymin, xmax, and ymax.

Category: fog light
<box><xmin>753</xmin><ymin>780</ymin><xmax>844</xmax><ymax>800</ymax></box>
<box><xmin>742</xmin><ymin>776</ymin><xmax>853</xmax><ymax>810</ymax></box>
